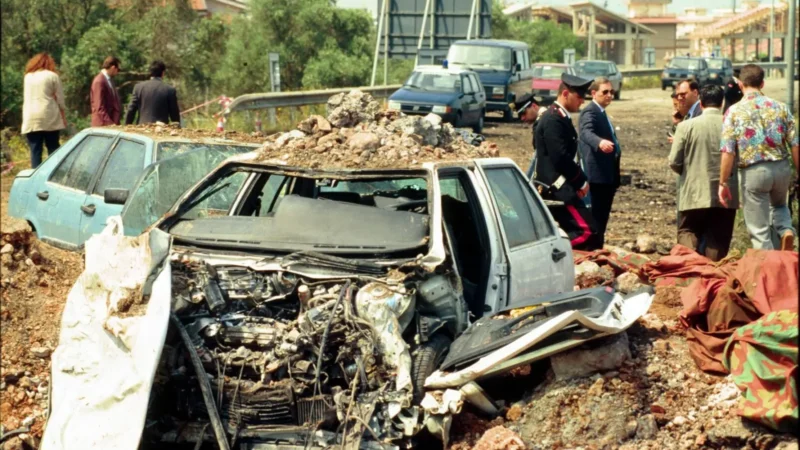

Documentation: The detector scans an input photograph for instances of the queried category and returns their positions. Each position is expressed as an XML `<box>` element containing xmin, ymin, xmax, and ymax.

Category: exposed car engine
<box><xmin>143</xmin><ymin>252</ymin><xmax>467</xmax><ymax>449</ymax></box>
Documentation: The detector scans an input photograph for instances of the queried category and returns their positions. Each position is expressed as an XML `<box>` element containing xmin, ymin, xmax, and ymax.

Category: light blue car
<box><xmin>7</xmin><ymin>127</ymin><xmax>259</xmax><ymax>250</ymax></box>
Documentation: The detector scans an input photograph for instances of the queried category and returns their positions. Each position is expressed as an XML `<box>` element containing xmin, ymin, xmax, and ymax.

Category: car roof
<box><xmin>414</xmin><ymin>65</ymin><xmax>476</xmax><ymax>75</ymax></box>
<box><xmin>451</xmin><ymin>39</ymin><xmax>528</xmax><ymax>49</ymax></box>
<box><xmin>576</xmin><ymin>60</ymin><xmax>614</xmax><ymax>64</ymax></box>
<box><xmin>87</xmin><ymin>125</ymin><xmax>264</xmax><ymax>145</ymax></box>
<box><xmin>533</xmin><ymin>63</ymin><xmax>570</xmax><ymax>67</ymax></box>
<box><xmin>229</xmin><ymin>155</ymin><xmax>517</xmax><ymax>172</ymax></box>
<box><xmin>704</xmin><ymin>57</ymin><xmax>731</xmax><ymax>60</ymax></box>
<box><xmin>672</xmin><ymin>56</ymin><xmax>705</xmax><ymax>60</ymax></box>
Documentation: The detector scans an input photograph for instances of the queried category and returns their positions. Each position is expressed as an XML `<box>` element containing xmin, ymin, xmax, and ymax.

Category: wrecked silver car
<box><xmin>42</xmin><ymin>155</ymin><xmax>651</xmax><ymax>450</ymax></box>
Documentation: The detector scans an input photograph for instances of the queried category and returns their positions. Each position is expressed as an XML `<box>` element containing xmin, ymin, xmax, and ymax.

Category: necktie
<box><xmin>605</xmin><ymin>111</ymin><xmax>620</xmax><ymax>157</ymax></box>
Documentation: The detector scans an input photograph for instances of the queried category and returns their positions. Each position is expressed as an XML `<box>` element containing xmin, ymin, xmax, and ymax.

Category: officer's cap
<box><xmin>511</xmin><ymin>93</ymin><xmax>541</xmax><ymax>115</ymax></box>
<box><xmin>561</xmin><ymin>73</ymin><xmax>592</xmax><ymax>96</ymax></box>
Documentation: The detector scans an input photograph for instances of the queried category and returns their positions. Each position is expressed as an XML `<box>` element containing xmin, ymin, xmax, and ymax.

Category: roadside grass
<box><xmin>0</xmin><ymin>131</ymin><xmax>34</xmax><ymax>178</ymax></box>
<box><xmin>729</xmin><ymin>199</ymin><xmax>800</xmax><ymax>254</ymax></box>
<box><xmin>624</xmin><ymin>75</ymin><xmax>661</xmax><ymax>90</ymax></box>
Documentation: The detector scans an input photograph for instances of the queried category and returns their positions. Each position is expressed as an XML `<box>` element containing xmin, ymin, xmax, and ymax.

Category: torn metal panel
<box><xmin>42</xmin><ymin>218</ymin><xmax>171</xmax><ymax>450</ymax></box>
<box><xmin>424</xmin><ymin>292</ymin><xmax>653</xmax><ymax>389</ymax></box>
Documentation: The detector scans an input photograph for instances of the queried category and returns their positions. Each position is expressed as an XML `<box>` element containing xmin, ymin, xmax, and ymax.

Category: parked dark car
<box><xmin>531</xmin><ymin>63</ymin><xmax>576</xmax><ymax>104</ymax></box>
<box><xmin>389</xmin><ymin>66</ymin><xmax>487</xmax><ymax>132</ymax></box>
<box><xmin>704</xmin><ymin>57</ymin><xmax>734</xmax><ymax>86</ymax></box>
<box><xmin>574</xmin><ymin>60</ymin><xmax>622</xmax><ymax>99</ymax></box>
<box><xmin>662</xmin><ymin>57</ymin><xmax>710</xmax><ymax>90</ymax></box>
<box><xmin>446</xmin><ymin>39</ymin><xmax>533</xmax><ymax>121</ymax></box>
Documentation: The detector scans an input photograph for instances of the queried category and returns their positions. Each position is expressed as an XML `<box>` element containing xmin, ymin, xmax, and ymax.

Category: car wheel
<box><xmin>661</xmin><ymin>84</ymin><xmax>667</xmax><ymax>91</ymax></box>
<box><xmin>411</xmin><ymin>333</ymin><xmax>451</xmax><ymax>402</ymax></box>
<box><xmin>473</xmin><ymin>112</ymin><xmax>484</xmax><ymax>133</ymax></box>
<box><xmin>614</xmin><ymin>88</ymin><xmax>621</xmax><ymax>100</ymax></box>
<box><xmin>503</xmin><ymin>108</ymin><xmax>513</xmax><ymax>122</ymax></box>
<box><xmin>455</xmin><ymin>112</ymin><xmax>463</xmax><ymax>128</ymax></box>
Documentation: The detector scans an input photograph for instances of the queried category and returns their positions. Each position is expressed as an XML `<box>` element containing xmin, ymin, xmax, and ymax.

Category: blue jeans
<box><xmin>25</xmin><ymin>130</ymin><xmax>60</xmax><ymax>169</ymax></box>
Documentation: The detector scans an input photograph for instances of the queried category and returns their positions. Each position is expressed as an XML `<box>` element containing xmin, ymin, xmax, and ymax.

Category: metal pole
<box><xmin>383</xmin><ymin>0</ymin><xmax>389</xmax><ymax>86</ymax></box>
<box><xmin>429</xmin><ymin>0</ymin><xmax>434</xmax><ymax>50</ymax></box>
<box><xmin>786</xmin><ymin>0</ymin><xmax>796</xmax><ymax>113</ymax></box>
<box><xmin>415</xmin><ymin>0</ymin><xmax>432</xmax><ymax>67</ymax></box>
<box><xmin>466</xmin><ymin>0</ymin><xmax>477</xmax><ymax>40</ymax></box>
<box><xmin>371</xmin><ymin>0</ymin><xmax>388</xmax><ymax>86</ymax></box>
<box><xmin>769</xmin><ymin>0</ymin><xmax>774</xmax><ymax>63</ymax></box>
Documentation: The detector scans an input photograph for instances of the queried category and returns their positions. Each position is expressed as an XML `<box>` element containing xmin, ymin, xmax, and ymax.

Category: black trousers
<box><xmin>549</xmin><ymin>200</ymin><xmax>601</xmax><ymax>251</ymax></box>
<box><xmin>589</xmin><ymin>183</ymin><xmax>617</xmax><ymax>249</ymax></box>
<box><xmin>25</xmin><ymin>130</ymin><xmax>60</xmax><ymax>169</ymax></box>
<box><xmin>677</xmin><ymin>208</ymin><xmax>736</xmax><ymax>262</ymax></box>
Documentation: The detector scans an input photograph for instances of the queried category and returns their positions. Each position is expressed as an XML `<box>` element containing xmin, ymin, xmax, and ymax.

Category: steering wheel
<box><xmin>389</xmin><ymin>199</ymin><xmax>428</xmax><ymax>211</ymax></box>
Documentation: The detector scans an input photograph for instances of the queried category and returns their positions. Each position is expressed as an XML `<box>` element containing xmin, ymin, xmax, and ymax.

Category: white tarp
<box><xmin>424</xmin><ymin>292</ymin><xmax>653</xmax><ymax>389</ymax></box>
<box><xmin>41</xmin><ymin>218</ymin><xmax>171</xmax><ymax>450</ymax></box>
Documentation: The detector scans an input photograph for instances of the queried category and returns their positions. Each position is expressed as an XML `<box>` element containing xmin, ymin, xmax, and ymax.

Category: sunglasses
<box><xmin>600</xmin><ymin>89</ymin><xmax>615</xmax><ymax>95</ymax></box>
<box><xmin>675</xmin><ymin>92</ymin><xmax>688</xmax><ymax>99</ymax></box>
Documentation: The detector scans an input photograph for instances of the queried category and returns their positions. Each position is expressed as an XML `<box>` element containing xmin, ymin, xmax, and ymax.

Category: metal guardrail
<box><xmin>226</xmin><ymin>62</ymin><xmax>796</xmax><ymax>114</ymax></box>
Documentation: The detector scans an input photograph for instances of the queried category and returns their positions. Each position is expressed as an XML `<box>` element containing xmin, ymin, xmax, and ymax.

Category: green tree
<box><xmin>491</xmin><ymin>0</ymin><xmax>585</xmax><ymax>63</ymax></box>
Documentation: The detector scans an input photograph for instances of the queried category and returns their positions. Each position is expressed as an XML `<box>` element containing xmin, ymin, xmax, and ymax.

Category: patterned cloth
<box><xmin>720</xmin><ymin>91</ymin><xmax>798</xmax><ymax>168</ymax></box>
<box><xmin>722</xmin><ymin>310</ymin><xmax>798</xmax><ymax>432</ymax></box>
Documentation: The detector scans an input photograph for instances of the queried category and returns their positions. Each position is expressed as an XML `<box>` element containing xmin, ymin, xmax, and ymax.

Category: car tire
<box><xmin>503</xmin><ymin>108</ymin><xmax>513</xmax><ymax>122</ymax></box>
<box><xmin>455</xmin><ymin>112</ymin><xmax>463</xmax><ymax>128</ymax></box>
<box><xmin>661</xmin><ymin>84</ymin><xmax>667</xmax><ymax>91</ymax></box>
<box><xmin>411</xmin><ymin>333</ymin><xmax>451</xmax><ymax>402</ymax></box>
<box><xmin>614</xmin><ymin>88</ymin><xmax>621</xmax><ymax>100</ymax></box>
<box><xmin>473</xmin><ymin>112</ymin><xmax>484</xmax><ymax>133</ymax></box>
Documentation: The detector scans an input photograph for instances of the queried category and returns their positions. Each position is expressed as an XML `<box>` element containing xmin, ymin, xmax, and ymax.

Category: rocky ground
<box><xmin>0</xmin><ymin>80</ymin><xmax>797</xmax><ymax>449</ymax></box>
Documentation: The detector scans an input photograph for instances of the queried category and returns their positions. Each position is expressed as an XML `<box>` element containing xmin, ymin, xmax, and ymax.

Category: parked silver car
<box><xmin>574</xmin><ymin>60</ymin><xmax>623</xmax><ymax>99</ymax></box>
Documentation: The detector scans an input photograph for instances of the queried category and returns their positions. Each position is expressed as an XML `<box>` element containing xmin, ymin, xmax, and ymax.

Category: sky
<box><xmin>335</xmin><ymin>0</ymin><xmax>772</xmax><ymax>18</ymax></box>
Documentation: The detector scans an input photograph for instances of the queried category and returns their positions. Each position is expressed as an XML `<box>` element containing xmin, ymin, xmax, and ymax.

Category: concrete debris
<box><xmin>29</xmin><ymin>347</ymin><xmax>51</xmax><ymax>359</ymax></box>
<box><xmin>636</xmin><ymin>414</ymin><xmax>659</xmax><ymax>439</ymax></box>
<box><xmin>472</xmin><ymin>426</ymin><xmax>526</xmax><ymax>450</ymax></box>
<box><xmin>550</xmin><ymin>332</ymin><xmax>631</xmax><ymax>381</ymax></box>
<box><xmin>636</xmin><ymin>234</ymin><xmax>658</xmax><ymax>253</ymax></box>
<box><xmin>254</xmin><ymin>90</ymin><xmax>499</xmax><ymax>169</ymax></box>
<box><xmin>614</xmin><ymin>272</ymin><xmax>646</xmax><ymax>294</ymax></box>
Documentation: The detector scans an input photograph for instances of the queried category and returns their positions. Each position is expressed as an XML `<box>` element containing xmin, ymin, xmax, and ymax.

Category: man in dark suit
<box><xmin>533</xmin><ymin>73</ymin><xmax>600</xmax><ymax>250</ymax></box>
<box><xmin>90</xmin><ymin>56</ymin><xmax>122</xmax><ymax>126</ymax></box>
<box><xmin>675</xmin><ymin>79</ymin><xmax>702</xmax><ymax>119</ymax></box>
<box><xmin>125</xmin><ymin>60</ymin><xmax>180</xmax><ymax>126</ymax></box>
<box><xmin>722</xmin><ymin>68</ymin><xmax>743</xmax><ymax>114</ymax></box>
<box><xmin>578</xmin><ymin>76</ymin><xmax>620</xmax><ymax>249</ymax></box>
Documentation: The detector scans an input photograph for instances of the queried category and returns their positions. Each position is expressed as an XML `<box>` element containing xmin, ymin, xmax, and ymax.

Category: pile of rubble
<box><xmin>254</xmin><ymin>90</ymin><xmax>500</xmax><ymax>169</ymax></box>
<box><xmin>0</xmin><ymin>215</ymin><xmax>82</xmax><ymax>449</ymax></box>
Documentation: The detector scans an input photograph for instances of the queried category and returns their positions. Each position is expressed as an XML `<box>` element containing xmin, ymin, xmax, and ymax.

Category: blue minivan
<box><xmin>446</xmin><ymin>39</ymin><xmax>533</xmax><ymax>121</ymax></box>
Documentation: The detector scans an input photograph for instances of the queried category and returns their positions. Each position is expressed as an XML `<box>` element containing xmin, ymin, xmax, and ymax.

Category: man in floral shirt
<box><xmin>718</xmin><ymin>64</ymin><xmax>800</xmax><ymax>250</ymax></box>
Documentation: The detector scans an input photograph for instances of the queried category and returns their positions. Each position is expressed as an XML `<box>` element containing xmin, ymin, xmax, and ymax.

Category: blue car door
<box><xmin>32</xmin><ymin>134</ymin><xmax>116</xmax><ymax>248</ymax></box>
<box><xmin>78</xmin><ymin>136</ymin><xmax>151</xmax><ymax>243</ymax></box>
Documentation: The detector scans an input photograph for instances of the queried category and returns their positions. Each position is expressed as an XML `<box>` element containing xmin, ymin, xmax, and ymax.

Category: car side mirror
<box><xmin>515</xmin><ymin>64</ymin><xmax>522</xmax><ymax>72</ymax></box>
<box><xmin>104</xmin><ymin>188</ymin><xmax>129</xmax><ymax>205</ymax></box>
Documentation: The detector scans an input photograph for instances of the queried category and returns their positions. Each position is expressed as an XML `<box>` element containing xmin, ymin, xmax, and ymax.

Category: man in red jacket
<box><xmin>90</xmin><ymin>56</ymin><xmax>121</xmax><ymax>126</ymax></box>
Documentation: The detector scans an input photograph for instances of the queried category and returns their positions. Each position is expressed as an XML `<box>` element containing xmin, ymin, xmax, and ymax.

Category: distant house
<box><xmin>190</xmin><ymin>0</ymin><xmax>248</xmax><ymax>17</ymax></box>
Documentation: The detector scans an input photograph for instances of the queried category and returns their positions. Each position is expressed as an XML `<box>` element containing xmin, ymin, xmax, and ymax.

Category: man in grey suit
<box><xmin>125</xmin><ymin>60</ymin><xmax>180</xmax><ymax>126</ymax></box>
<box><xmin>668</xmin><ymin>85</ymin><xmax>737</xmax><ymax>261</ymax></box>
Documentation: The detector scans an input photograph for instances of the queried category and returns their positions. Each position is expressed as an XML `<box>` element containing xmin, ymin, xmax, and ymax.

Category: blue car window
<box><xmin>49</xmin><ymin>135</ymin><xmax>113</xmax><ymax>191</ymax></box>
<box><xmin>93</xmin><ymin>139</ymin><xmax>146</xmax><ymax>195</ymax></box>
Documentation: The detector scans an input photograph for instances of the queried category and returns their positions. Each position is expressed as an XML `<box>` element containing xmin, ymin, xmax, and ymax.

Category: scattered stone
<box><xmin>672</xmin><ymin>416</ymin><xmax>687</xmax><ymax>426</ymax></box>
<box><xmin>550</xmin><ymin>333</ymin><xmax>630</xmax><ymax>380</ymax></box>
<box><xmin>505</xmin><ymin>404</ymin><xmax>524</xmax><ymax>422</ymax></box>
<box><xmin>472</xmin><ymin>426</ymin><xmax>526</xmax><ymax>450</ymax></box>
<box><xmin>347</xmin><ymin>132</ymin><xmax>380</xmax><ymax>152</ymax></box>
<box><xmin>640</xmin><ymin>314</ymin><xmax>667</xmax><ymax>333</ymax></box>
<box><xmin>636</xmin><ymin>234</ymin><xmax>657</xmax><ymax>253</ymax></box>
<box><xmin>1</xmin><ymin>243</ymin><xmax>13</xmax><ymax>254</ymax></box>
<box><xmin>636</xmin><ymin>414</ymin><xmax>659</xmax><ymax>439</ymax></box>
<box><xmin>614</xmin><ymin>272</ymin><xmax>646</xmax><ymax>294</ymax></box>
<box><xmin>707</xmin><ymin>418</ymin><xmax>753</xmax><ymax>447</ymax></box>
<box><xmin>30</xmin><ymin>347</ymin><xmax>51</xmax><ymax>359</ymax></box>
<box><xmin>650</xmin><ymin>404</ymin><xmax>666</xmax><ymax>414</ymax></box>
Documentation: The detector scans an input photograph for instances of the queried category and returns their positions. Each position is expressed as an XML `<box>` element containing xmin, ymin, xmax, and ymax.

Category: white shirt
<box><xmin>553</xmin><ymin>101</ymin><xmax>571</xmax><ymax>119</ymax></box>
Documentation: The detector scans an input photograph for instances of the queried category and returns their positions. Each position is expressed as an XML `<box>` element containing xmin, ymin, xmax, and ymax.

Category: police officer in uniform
<box><xmin>533</xmin><ymin>73</ymin><xmax>600</xmax><ymax>250</ymax></box>
<box><xmin>510</xmin><ymin>93</ymin><xmax>543</xmax><ymax>180</ymax></box>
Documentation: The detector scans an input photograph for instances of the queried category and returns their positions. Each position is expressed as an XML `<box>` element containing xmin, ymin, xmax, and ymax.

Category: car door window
<box><xmin>470</xmin><ymin>74</ymin><xmax>483</xmax><ymax>93</ymax></box>
<box><xmin>483</xmin><ymin>168</ymin><xmax>538</xmax><ymax>247</ymax></box>
<box><xmin>49</xmin><ymin>135</ymin><xmax>114</xmax><ymax>191</ymax></box>
<box><xmin>462</xmin><ymin>75</ymin><xmax>474</xmax><ymax>94</ymax></box>
<box><xmin>93</xmin><ymin>139</ymin><xmax>146</xmax><ymax>195</ymax></box>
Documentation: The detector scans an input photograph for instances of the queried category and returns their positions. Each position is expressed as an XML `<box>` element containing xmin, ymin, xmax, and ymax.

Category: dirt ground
<box><xmin>0</xmin><ymin>80</ymin><xmax>797</xmax><ymax>449</ymax></box>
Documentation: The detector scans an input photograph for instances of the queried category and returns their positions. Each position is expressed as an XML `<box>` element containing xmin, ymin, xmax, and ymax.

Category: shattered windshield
<box><xmin>165</xmin><ymin>167</ymin><xmax>431</xmax><ymax>255</ymax></box>
<box><xmin>448</xmin><ymin>45</ymin><xmax>511</xmax><ymax>70</ymax></box>
<box><xmin>121</xmin><ymin>147</ymin><xmax>253</xmax><ymax>235</ymax></box>
<box><xmin>156</xmin><ymin>141</ymin><xmax>256</xmax><ymax>160</ymax></box>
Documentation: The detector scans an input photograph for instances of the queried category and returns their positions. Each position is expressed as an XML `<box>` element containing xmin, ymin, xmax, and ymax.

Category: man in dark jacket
<box><xmin>125</xmin><ymin>60</ymin><xmax>180</xmax><ymax>126</ymax></box>
<box><xmin>533</xmin><ymin>73</ymin><xmax>600</xmax><ymax>250</ymax></box>
<box><xmin>722</xmin><ymin>68</ymin><xmax>743</xmax><ymax>114</ymax></box>
<box><xmin>578</xmin><ymin>76</ymin><xmax>620</xmax><ymax>248</ymax></box>
<box><xmin>511</xmin><ymin>93</ymin><xmax>542</xmax><ymax>180</ymax></box>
